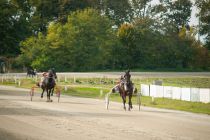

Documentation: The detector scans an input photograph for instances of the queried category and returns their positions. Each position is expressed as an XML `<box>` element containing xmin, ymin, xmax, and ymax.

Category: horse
<box><xmin>122</xmin><ymin>71</ymin><xmax>136</xmax><ymax>110</ymax></box>
<box><xmin>38</xmin><ymin>69</ymin><xmax>57</xmax><ymax>97</ymax></box>
<box><xmin>49</xmin><ymin>68</ymin><xmax>57</xmax><ymax>96</ymax></box>
<box><xmin>106</xmin><ymin>71</ymin><xmax>137</xmax><ymax>111</ymax></box>
<box><xmin>27</xmin><ymin>68</ymin><xmax>36</xmax><ymax>77</ymax></box>
<box><xmin>40</xmin><ymin>70</ymin><xmax>56</xmax><ymax>102</ymax></box>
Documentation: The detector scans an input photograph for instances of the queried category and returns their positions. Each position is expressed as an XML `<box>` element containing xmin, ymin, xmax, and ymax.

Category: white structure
<box><xmin>141</xmin><ymin>84</ymin><xmax>210</xmax><ymax>103</ymax></box>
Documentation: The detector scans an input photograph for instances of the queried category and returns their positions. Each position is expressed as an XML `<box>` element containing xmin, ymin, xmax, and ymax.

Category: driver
<box><xmin>39</xmin><ymin>72</ymin><xmax>47</xmax><ymax>87</ymax></box>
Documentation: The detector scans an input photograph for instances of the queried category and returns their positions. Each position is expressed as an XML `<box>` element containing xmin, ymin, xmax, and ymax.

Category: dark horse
<box><xmin>40</xmin><ymin>70</ymin><xmax>56</xmax><ymax>102</ymax></box>
<box><xmin>106</xmin><ymin>70</ymin><xmax>137</xmax><ymax>111</ymax></box>
<box><xmin>27</xmin><ymin>68</ymin><xmax>36</xmax><ymax>77</ymax></box>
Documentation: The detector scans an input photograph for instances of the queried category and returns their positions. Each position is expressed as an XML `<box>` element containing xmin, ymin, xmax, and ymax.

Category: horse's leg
<box><xmin>128</xmin><ymin>93</ymin><xmax>133</xmax><ymax>111</ymax></box>
<box><xmin>130</xmin><ymin>94</ymin><xmax>133</xmax><ymax>109</ymax></box>
<box><xmin>41</xmin><ymin>88</ymin><xmax>45</xmax><ymax>98</ymax></box>
<box><xmin>121</xmin><ymin>94</ymin><xmax>126</xmax><ymax>110</ymax></box>
<box><xmin>49</xmin><ymin>89</ymin><xmax>52</xmax><ymax>102</ymax></box>
<box><xmin>46</xmin><ymin>89</ymin><xmax>50</xmax><ymax>102</ymax></box>
<box><xmin>51</xmin><ymin>88</ymin><xmax>54</xmax><ymax>96</ymax></box>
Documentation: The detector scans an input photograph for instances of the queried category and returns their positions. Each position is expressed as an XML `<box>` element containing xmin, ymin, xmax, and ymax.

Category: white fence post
<box><xmin>57</xmin><ymin>76</ymin><xmax>60</xmax><ymax>83</ymax></box>
<box><xmin>65</xmin><ymin>76</ymin><xmax>67</xmax><ymax>82</ymax></box>
<box><xmin>64</xmin><ymin>86</ymin><xmax>68</xmax><ymax>91</ymax></box>
<box><xmin>14</xmin><ymin>76</ymin><xmax>17</xmax><ymax>84</ymax></box>
<box><xmin>18</xmin><ymin>80</ymin><xmax>21</xmax><ymax>86</ymax></box>
<box><xmin>74</xmin><ymin>76</ymin><xmax>76</xmax><ymax>83</ymax></box>
<box><xmin>100</xmin><ymin>89</ymin><xmax>103</xmax><ymax>97</ymax></box>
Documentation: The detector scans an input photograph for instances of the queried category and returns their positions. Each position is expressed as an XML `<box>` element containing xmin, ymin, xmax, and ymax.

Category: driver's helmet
<box><xmin>42</xmin><ymin>72</ymin><xmax>47</xmax><ymax>76</ymax></box>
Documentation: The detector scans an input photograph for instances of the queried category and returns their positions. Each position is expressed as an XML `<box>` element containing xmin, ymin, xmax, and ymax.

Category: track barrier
<box><xmin>141</xmin><ymin>84</ymin><xmax>210</xmax><ymax>103</ymax></box>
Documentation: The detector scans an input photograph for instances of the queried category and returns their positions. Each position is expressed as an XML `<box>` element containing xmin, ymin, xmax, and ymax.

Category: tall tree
<box><xmin>130</xmin><ymin>0</ymin><xmax>152</xmax><ymax>18</ymax></box>
<box><xmin>195</xmin><ymin>0</ymin><xmax>210</xmax><ymax>50</ymax></box>
<box><xmin>152</xmin><ymin>0</ymin><xmax>192</xmax><ymax>32</ymax></box>
<box><xmin>0</xmin><ymin>0</ymin><xmax>32</xmax><ymax>57</ymax></box>
<box><xmin>117</xmin><ymin>23</ymin><xmax>136</xmax><ymax>68</ymax></box>
<box><xmin>19</xmin><ymin>8</ymin><xmax>117</xmax><ymax>71</ymax></box>
<box><xmin>101</xmin><ymin>0</ymin><xmax>133</xmax><ymax>26</ymax></box>
<box><xmin>29</xmin><ymin>0</ymin><xmax>100</xmax><ymax>33</ymax></box>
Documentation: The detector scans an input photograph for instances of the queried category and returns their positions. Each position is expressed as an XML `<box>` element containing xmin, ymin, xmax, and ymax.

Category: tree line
<box><xmin>1</xmin><ymin>0</ymin><xmax>210</xmax><ymax>71</ymax></box>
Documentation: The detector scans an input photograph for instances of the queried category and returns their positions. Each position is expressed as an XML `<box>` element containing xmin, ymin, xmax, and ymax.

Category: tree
<box><xmin>19</xmin><ymin>8</ymin><xmax>117</xmax><ymax>71</ymax></box>
<box><xmin>28</xmin><ymin>0</ymin><xmax>100</xmax><ymax>33</ymax></box>
<box><xmin>195</xmin><ymin>0</ymin><xmax>210</xmax><ymax>50</ymax></box>
<box><xmin>152</xmin><ymin>0</ymin><xmax>192</xmax><ymax>32</ymax></box>
<box><xmin>130</xmin><ymin>0</ymin><xmax>152</xmax><ymax>18</ymax></box>
<box><xmin>0</xmin><ymin>0</ymin><xmax>32</xmax><ymax>57</ymax></box>
<box><xmin>18</xmin><ymin>32</ymin><xmax>50</xmax><ymax>70</ymax></box>
<box><xmin>118</xmin><ymin>23</ymin><xmax>136</xmax><ymax>68</ymax></box>
<box><xmin>58</xmin><ymin>8</ymin><xmax>117</xmax><ymax>71</ymax></box>
<box><xmin>101</xmin><ymin>0</ymin><xmax>133</xmax><ymax>26</ymax></box>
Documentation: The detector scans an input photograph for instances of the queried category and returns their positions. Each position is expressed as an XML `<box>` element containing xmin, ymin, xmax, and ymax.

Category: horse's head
<box><xmin>124</xmin><ymin>70</ymin><xmax>131</xmax><ymax>83</ymax></box>
<box><xmin>48</xmin><ymin>69</ymin><xmax>57</xmax><ymax>79</ymax></box>
<box><xmin>123</xmin><ymin>70</ymin><xmax>132</xmax><ymax>92</ymax></box>
<box><xmin>48</xmin><ymin>70</ymin><xmax>54</xmax><ymax>78</ymax></box>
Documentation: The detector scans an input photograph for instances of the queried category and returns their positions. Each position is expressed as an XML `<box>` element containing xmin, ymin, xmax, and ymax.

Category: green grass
<box><xmin>140</xmin><ymin>96</ymin><xmax>210</xmax><ymax>115</ymax></box>
<box><xmin>133</xmin><ymin>77</ymin><xmax>210</xmax><ymax>88</ymax></box>
<box><xmin>1</xmin><ymin>77</ymin><xmax>210</xmax><ymax>115</ymax></box>
<box><xmin>61</xmin><ymin>86</ymin><xmax>210</xmax><ymax>115</ymax></box>
<box><xmin>62</xmin><ymin>86</ymin><xmax>109</xmax><ymax>98</ymax></box>
<box><xmin>0</xmin><ymin>78</ymin><xmax>36</xmax><ymax>89</ymax></box>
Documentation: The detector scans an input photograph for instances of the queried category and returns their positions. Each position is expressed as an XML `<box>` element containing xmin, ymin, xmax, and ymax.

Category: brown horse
<box><xmin>106</xmin><ymin>71</ymin><xmax>137</xmax><ymax>111</ymax></box>
<box><xmin>40</xmin><ymin>70</ymin><xmax>56</xmax><ymax>102</ymax></box>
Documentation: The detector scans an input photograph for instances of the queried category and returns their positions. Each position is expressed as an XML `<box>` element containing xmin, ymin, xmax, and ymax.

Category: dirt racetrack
<box><xmin>0</xmin><ymin>85</ymin><xmax>210</xmax><ymax>140</ymax></box>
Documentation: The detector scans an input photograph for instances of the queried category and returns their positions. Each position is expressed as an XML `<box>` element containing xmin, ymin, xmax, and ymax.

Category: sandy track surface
<box><xmin>0</xmin><ymin>86</ymin><xmax>210</xmax><ymax>140</ymax></box>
